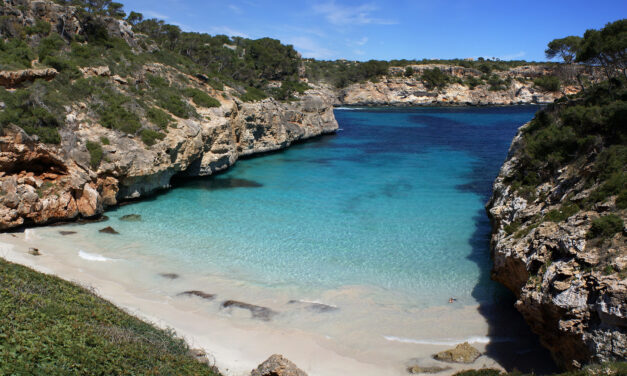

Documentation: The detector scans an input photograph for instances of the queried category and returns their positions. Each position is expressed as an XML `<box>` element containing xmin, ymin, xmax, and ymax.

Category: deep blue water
<box><xmin>55</xmin><ymin>105</ymin><xmax>539</xmax><ymax>307</ymax></box>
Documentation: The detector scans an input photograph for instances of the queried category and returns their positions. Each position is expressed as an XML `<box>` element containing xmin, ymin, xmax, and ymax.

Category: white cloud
<box><xmin>228</xmin><ymin>4</ymin><xmax>242</xmax><ymax>14</ymax></box>
<box><xmin>143</xmin><ymin>10</ymin><xmax>169</xmax><ymax>20</ymax></box>
<box><xmin>354</xmin><ymin>37</ymin><xmax>368</xmax><ymax>46</ymax></box>
<box><xmin>207</xmin><ymin>26</ymin><xmax>250</xmax><ymax>38</ymax></box>
<box><xmin>313</xmin><ymin>1</ymin><xmax>396</xmax><ymax>26</ymax></box>
<box><xmin>287</xmin><ymin>36</ymin><xmax>335</xmax><ymax>59</ymax></box>
<box><xmin>498</xmin><ymin>51</ymin><xmax>526</xmax><ymax>60</ymax></box>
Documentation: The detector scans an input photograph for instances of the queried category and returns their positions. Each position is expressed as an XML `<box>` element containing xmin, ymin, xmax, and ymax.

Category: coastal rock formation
<box><xmin>433</xmin><ymin>342</ymin><xmax>481</xmax><ymax>364</ymax></box>
<box><xmin>0</xmin><ymin>65</ymin><xmax>337</xmax><ymax>230</ymax></box>
<box><xmin>0</xmin><ymin>68</ymin><xmax>58</xmax><ymax>88</ymax></box>
<box><xmin>487</xmin><ymin>123</ymin><xmax>626</xmax><ymax>368</ymax></box>
<box><xmin>251</xmin><ymin>354</ymin><xmax>307</xmax><ymax>376</ymax></box>
<box><xmin>333</xmin><ymin>64</ymin><xmax>584</xmax><ymax>106</ymax></box>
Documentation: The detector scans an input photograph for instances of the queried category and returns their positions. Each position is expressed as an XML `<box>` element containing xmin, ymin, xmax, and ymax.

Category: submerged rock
<box><xmin>120</xmin><ymin>214</ymin><xmax>142</xmax><ymax>221</ymax></box>
<box><xmin>407</xmin><ymin>364</ymin><xmax>451</xmax><ymax>374</ymax></box>
<box><xmin>99</xmin><ymin>226</ymin><xmax>119</xmax><ymax>235</ymax></box>
<box><xmin>178</xmin><ymin>290</ymin><xmax>215</xmax><ymax>300</ymax></box>
<box><xmin>287</xmin><ymin>300</ymin><xmax>339</xmax><ymax>313</ymax></box>
<box><xmin>222</xmin><ymin>300</ymin><xmax>277</xmax><ymax>321</ymax></box>
<box><xmin>159</xmin><ymin>273</ymin><xmax>179</xmax><ymax>279</ymax></box>
<box><xmin>251</xmin><ymin>354</ymin><xmax>307</xmax><ymax>376</ymax></box>
<box><xmin>59</xmin><ymin>231</ymin><xmax>77</xmax><ymax>235</ymax></box>
<box><xmin>28</xmin><ymin>247</ymin><xmax>40</xmax><ymax>256</ymax></box>
<box><xmin>433</xmin><ymin>342</ymin><xmax>481</xmax><ymax>363</ymax></box>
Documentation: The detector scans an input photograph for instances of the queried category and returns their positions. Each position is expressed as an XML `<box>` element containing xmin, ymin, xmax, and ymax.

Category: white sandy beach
<box><xmin>0</xmin><ymin>230</ymin><xmax>507</xmax><ymax>376</ymax></box>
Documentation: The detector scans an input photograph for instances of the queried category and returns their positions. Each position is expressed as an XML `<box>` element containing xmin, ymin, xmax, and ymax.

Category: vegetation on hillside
<box><xmin>0</xmin><ymin>258</ymin><xmax>219</xmax><ymax>375</ymax></box>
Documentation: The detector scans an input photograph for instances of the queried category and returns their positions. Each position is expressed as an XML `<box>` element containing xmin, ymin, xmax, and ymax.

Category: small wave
<box><xmin>78</xmin><ymin>250</ymin><xmax>114</xmax><ymax>262</ymax></box>
<box><xmin>334</xmin><ymin>107</ymin><xmax>364</xmax><ymax>111</ymax></box>
<box><xmin>384</xmin><ymin>335</ymin><xmax>514</xmax><ymax>346</ymax></box>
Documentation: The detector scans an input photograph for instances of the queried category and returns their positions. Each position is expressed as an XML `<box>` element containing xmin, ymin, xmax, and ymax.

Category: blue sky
<box><xmin>120</xmin><ymin>0</ymin><xmax>626</xmax><ymax>62</ymax></box>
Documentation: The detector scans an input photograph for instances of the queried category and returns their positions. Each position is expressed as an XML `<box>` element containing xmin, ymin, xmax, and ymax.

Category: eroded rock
<box><xmin>251</xmin><ymin>354</ymin><xmax>307</xmax><ymax>376</ymax></box>
<box><xmin>433</xmin><ymin>342</ymin><xmax>481</xmax><ymax>363</ymax></box>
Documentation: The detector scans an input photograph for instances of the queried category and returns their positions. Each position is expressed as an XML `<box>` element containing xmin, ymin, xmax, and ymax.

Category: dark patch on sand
<box><xmin>288</xmin><ymin>300</ymin><xmax>339</xmax><ymax>313</ymax></box>
<box><xmin>99</xmin><ymin>226</ymin><xmax>119</xmax><ymax>235</ymax></box>
<box><xmin>178</xmin><ymin>290</ymin><xmax>215</xmax><ymax>300</ymax></box>
<box><xmin>159</xmin><ymin>273</ymin><xmax>180</xmax><ymax>280</ymax></box>
<box><xmin>221</xmin><ymin>300</ymin><xmax>277</xmax><ymax>321</ymax></box>
<box><xmin>120</xmin><ymin>214</ymin><xmax>142</xmax><ymax>222</ymax></box>
<box><xmin>59</xmin><ymin>231</ymin><xmax>77</xmax><ymax>236</ymax></box>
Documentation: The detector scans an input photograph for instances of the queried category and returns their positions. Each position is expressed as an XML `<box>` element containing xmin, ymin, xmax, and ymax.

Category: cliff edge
<box><xmin>486</xmin><ymin>80</ymin><xmax>626</xmax><ymax>368</ymax></box>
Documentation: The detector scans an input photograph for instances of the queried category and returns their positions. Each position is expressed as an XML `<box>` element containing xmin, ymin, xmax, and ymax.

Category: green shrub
<box><xmin>86</xmin><ymin>141</ymin><xmax>103</xmax><ymax>169</ymax></box>
<box><xmin>544</xmin><ymin>202</ymin><xmax>580</xmax><ymax>222</ymax></box>
<box><xmin>37</xmin><ymin>33</ymin><xmax>65</xmax><ymax>61</ymax></box>
<box><xmin>100</xmin><ymin>136</ymin><xmax>110</xmax><ymax>145</ymax></box>
<box><xmin>240</xmin><ymin>86</ymin><xmax>268</xmax><ymax>102</ymax></box>
<box><xmin>534</xmin><ymin>76</ymin><xmax>561</xmax><ymax>92</ymax></box>
<box><xmin>183</xmin><ymin>88</ymin><xmax>221</xmax><ymax>108</ymax></box>
<box><xmin>617</xmin><ymin>190</ymin><xmax>627</xmax><ymax>209</ymax></box>
<box><xmin>587</xmin><ymin>214</ymin><xmax>624</xmax><ymax>239</ymax></box>
<box><xmin>25</xmin><ymin>20</ymin><xmax>51</xmax><ymax>35</ymax></box>
<box><xmin>0</xmin><ymin>88</ymin><xmax>61</xmax><ymax>144</ymax></box>
<box><xmin>486</xmin><ymin>74</ymin><xmax>510</xmax><ymax>91</ymax></box>
<box><xmin>452</xmin><ymin>369</ymin><xmax>502</xmax><ymax>376</ymax></box>
<box><xmin>421</xmin><ymin>68</ymin><xmax>450</xmax><ymax>89</ymax></box>
<box><xmin>0</xmin><ymin>39</ymin><xmax>34</xmax><ymax>69</ymax></box>
<box><xmin>140</xmin><ymin>129</ymin><xmax>165</xmax><ymax>146</ymax></box>
<box><xmin>147</xmin><ymin>107</ymin><xmax>175</xmax><ymax>129</ymax></box>
<box><xmin>464</xmin><ymin>76</ymin><xmax>484</xmax><ymax>89</ymax></box>
<box><xmin>404</xmin><ymin>66</ymin><xmax>414</xmax><ymax>77</ymax></box>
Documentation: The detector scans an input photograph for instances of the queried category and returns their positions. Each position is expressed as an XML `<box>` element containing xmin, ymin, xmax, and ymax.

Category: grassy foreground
<box><xmin>0</xmin><ymin>258</ymin><xmax>219</xmax><ymax>375</ymax></box>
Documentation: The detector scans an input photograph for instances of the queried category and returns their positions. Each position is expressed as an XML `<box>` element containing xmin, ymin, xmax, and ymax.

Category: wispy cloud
<box><xmin>228</xmin><ymin>4</ymin><xmax>242</xmax><ymax>14</ymax></box>
<box><xmin>498</xmin><ymin>51</ymin><xmax>526</xmax><ymax>60</ymax></box>
<box><xmin>207</xmin><ymin>26</ymin><xmax>250</xmax><ymax>38</ymax></box>
<box><xmin>313</xmin><ymin>1</ymin><xmax>396</xmax><ymax>26</ymax></box>
<box><xmin>287</xmin><ymin>36</ymin><xmax>335</xmax><ymax>59</ymax></box>
<box><xmin>143</xmin><ymin>10</ymin><xmax>169</xmax><ymax>20</ymax></box>
<box><xmin>354</xmin><ymin>37</ymin><xmax>368</xmax><ymax>46</ymax></box>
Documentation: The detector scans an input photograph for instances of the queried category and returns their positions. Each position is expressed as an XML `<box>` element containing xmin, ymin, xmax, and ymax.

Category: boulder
<box><xmin>251</xmin><ymin>354</ymin><xmax>307</xmax><ymax>376</ymax></box>
<box><xmin>433</xmin><ymin>342</ymin><xmax>481</xmax><ymax>363</ymax></box>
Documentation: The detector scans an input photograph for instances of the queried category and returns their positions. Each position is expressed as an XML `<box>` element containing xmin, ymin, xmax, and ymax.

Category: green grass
<box><xmin>587</xmin><ymin>214</ymin><xmax>624</xmax><ymax>239</ymax></box>
<box><xmin>184</xmin><ymin>88</ymin><xmax>221</xmax><ymax>108</ymax></box>
<box><xmin>240</xmin><ymin>86</ymin><xmax>268</xmax><ymax>102</ymax></box>
<box><xmin>147</xmin><ymin>107</ymin><xmax>176</xmax><ymax>130</ymax></box>
<box><xmin>140</xmin><ymin>129</ymin><xmax>166</xmax><ymax>146</ymax></box>
<box><xmin>0</xmin><ymin>258</ymin><xmax>220</xmax><ymax>375</ymax></box>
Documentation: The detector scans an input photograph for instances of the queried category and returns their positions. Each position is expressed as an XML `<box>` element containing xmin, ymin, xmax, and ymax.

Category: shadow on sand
<box><xmin>465</xmin><ymin>208</ymin><xmax>559</xmax><ymax>374</ymax></box>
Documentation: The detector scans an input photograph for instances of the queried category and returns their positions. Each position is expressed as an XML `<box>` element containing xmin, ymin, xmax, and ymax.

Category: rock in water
<box><xmin>222</xmin><ymin>300</ymin><xmax>277</xmax><ymax>321</ymax></box>
<box><xmin>433</xmin><ymin>342</ymin><xmax>481</xmax><ymax>363</ymax></box>
<box><xmin>120</xmin><ymin>214</ymin><xmax>142</xmax><ymax>221</ymax></box>
<box><xmin>178</xmin><ymin>290</ymin><xmax>215</xmax><ymax>300</ymax></box>
<box><xmin>407</xmin><ymin>365</ymin><xmax>451</xmax><ymax>374</ymax></box>
<box><xmin>99</xmin><ymin>226</ymin><xmax>119</xmax><ymax>235</ymax></box>
<box><xmin>251</xmin><ymin>354</ymin><xmax>307</xmax><ymax>376</ymax></box>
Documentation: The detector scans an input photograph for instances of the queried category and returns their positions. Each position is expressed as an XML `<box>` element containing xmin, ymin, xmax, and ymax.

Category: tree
<box><xmin>107</xmin><ymin>2</ymin><xmax>126</xmax><ymax>19</ymax></box>
<box><xmin>545</xmin><ymin>36</ymin><xmax>581</xmax><ymax>64</ymax></box>
<box><xmin>126</xmin><ymin>11</ymin><xmax>143</xmax><ymax>25</ymax></box>
<box><xmin>576</xmin><ymin>19</ymin><xmax>627</xmax><ymax>80</ymax></box>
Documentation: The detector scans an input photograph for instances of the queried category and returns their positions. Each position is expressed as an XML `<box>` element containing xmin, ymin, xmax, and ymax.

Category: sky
<box><xmin>119</xmin><ymin>0</ymin><xmax>627</xmax><ymax>62</ymax></box>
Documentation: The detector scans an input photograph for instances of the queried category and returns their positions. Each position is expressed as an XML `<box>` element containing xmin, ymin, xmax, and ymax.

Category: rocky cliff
<box><xmin>0</xmin><ymin>0</ymin><xmax>337</xmax><ymax>230</ymax></box>
<box><xmin>332</xmin><ymin>64</ymin><xmax>587</xmax><ymax>106</ymax></box>
<box><xmin>486</xmin><ymin>82</ymin><xmax>626</xmax><ymax>368</ymax></box>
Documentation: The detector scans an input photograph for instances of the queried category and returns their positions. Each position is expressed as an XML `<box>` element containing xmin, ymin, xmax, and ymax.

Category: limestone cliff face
<box><xmin>0</xmin><ymin>74</ymin><xmax>337</xmax><ymax>230</ymax></box>
<box><xmin>487</xmin><ymin>125</ymin><xmax>626</xmax><ymax>368</ymax></box>
<box><xmin>332</xmin><ymin>64</ymin><xmax>585</xmax><ymax>106</ymax></box>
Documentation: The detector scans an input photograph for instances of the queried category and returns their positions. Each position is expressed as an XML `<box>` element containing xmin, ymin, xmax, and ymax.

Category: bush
<box><xmin>0</xmin><ymin>39</ymin><xmax>34</xmax><ymax>69</ymax></box>
<box><xmin>25</xmin><ymin>20</ymin><xmax>51</xmax><ymax>35</ymax></box>
<box><xmin>140</xmin><ymin>129</ymin><xmax>165</xmax><ymax>146</ymax></box>
<box><xmin>587</xmin><ymin>214</ymin><xmax>624</xmax><ymax>239</ymax></box>
<box><xmin>534</xmin><ymin>76</ymin><xmax>561</xmax><ymax>92</ymax></box>
<box><xmin>404</xmin><ymin>66</ymin><xmax>414</xmax><ymax>77</ymax></box>
<box><xmin>100</xmin><ymin>136</ymin><xmax>110</xmax><ymax>145</ymax></box>
<box><xmin>183</xmin><ymin>88</ymin><xmax>221</xmax><ymax>108</ymax></box>
<box><xmin>486</xmin><ymin>74</ymin><xmax>510</xmax><ymax>91</ymax></box>
<box><xmin>545</xmin><ymin>202</ymin><xmax>581</xmax><ymax>222</ymax></box>
<box><xmin>0</xmin><ymin>88</ymin><xmax>61</xmax><ymax>144</ymax></box>
<box><xmin>147</xmin><ymin>107</ymin><xmax>175</xmax><ymax>129</ymax></box>
<box><xmin>86</xmin><ymin>141</ymin><xmax>103</xmax><ymax>169</ymax></box>
<box><xmin>421</xmin><ymin>68</ymin><xmax>450</xmax><ymax>89</ymax></box>
<box><xmin>464</xmin><ymin>76</ymin><xmax>484</xmax><ymax>89</ymax></box>
<box><xmin>37</xmin><ymin>34</ymin><xmax>65</xmax><ymax>61</ymax></box>
<box><xmin>240</xmin><ymin>86</ymin><xmax>268</xmax><ymax>102</ymax></box>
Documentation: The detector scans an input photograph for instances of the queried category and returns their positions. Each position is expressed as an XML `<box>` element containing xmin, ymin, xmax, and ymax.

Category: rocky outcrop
<box><xmin>0</xmin><ymin>66</ymin><xmax>337</xmax><ymax>230</ymax></box>
<box><xmin>0</xmin><ymin>68</ymin><xmax>58</xmax><ymax>88</ymax></box>
<box><xmin>330</xmin><ymin>64</ymin><xmax>592</xmax><ymax>106</ymax></box>
<box><xmin>251</xmin><ymin>354</ymin><xmax>307</xmax><ymax>376</ymax></box>
<box><xmin>433</xmin><ymin>342</ymin><xmax>482</xmax><ymax>364</ymax></box>
<box><xmin>487</xmin><ymin>124</ymin><xmax>626</xmax><ymax>368</ymax></box>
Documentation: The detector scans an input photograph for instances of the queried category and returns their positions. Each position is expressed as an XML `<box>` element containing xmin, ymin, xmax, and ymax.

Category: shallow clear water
<box><xmin>31</xmin><ymin>106</ymin><xmax>544</xmax><ymax>357</ymax></box>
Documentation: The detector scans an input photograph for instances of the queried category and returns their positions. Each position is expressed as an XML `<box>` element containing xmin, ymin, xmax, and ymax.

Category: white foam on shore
<box><xmin>78</xmin><ymin>250</ymin><xmax>114</xmax><ymax>262</ymax></box>
<box><xmin>384</xmin><ymin>335</ymin><xmax>513</xmax><ymax>346</ymax></box>
<box><xmin>335</xmin><ymin>107</ymin><xmax>364</xmax><ymax>111</ymax></box>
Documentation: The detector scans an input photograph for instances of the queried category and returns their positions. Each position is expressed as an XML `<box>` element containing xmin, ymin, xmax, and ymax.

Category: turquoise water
<box><xmin>53</xmin><ymin>106</ymin><xmax>538</xmax><ymax>306</ymax></box>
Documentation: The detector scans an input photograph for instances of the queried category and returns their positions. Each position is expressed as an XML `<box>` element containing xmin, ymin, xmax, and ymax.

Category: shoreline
<box><xmin>0</xmin><ymin>230</ymin><xmax>510</xmax><ymax>376</ymax></box>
